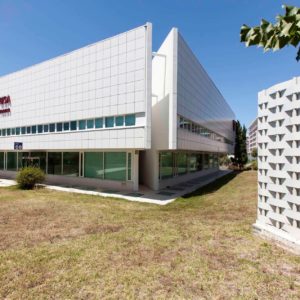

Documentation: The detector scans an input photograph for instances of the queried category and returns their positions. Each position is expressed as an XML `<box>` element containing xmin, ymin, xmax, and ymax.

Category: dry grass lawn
<box><xmin>0</xmin><ymin>171</ymin><xmax>299</xmax><ymax>299</ymax></box>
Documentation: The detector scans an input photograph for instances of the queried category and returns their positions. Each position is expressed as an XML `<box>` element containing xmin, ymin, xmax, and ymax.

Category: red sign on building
<box><xmin>0</xmin><ymin>95</ymin><xmax>11</xmax><ymax>115</ymax></box>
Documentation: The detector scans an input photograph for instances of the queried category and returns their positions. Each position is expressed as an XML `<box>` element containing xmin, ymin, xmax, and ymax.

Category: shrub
<box><xmin>16</xmin><ymin>167</ymin><xmax>45</xmax><ymax>190</ymax></box>
<box><xmin>251</xmin><ymin>160</ymin><xmax>258</xmax><ymax>170</ymax></box>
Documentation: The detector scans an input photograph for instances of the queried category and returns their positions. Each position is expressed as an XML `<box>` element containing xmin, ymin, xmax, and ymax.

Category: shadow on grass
<box><xmin>182</xmin><ymin>171</ymin><xmax>239</xmax><ymax>199</ymax></box>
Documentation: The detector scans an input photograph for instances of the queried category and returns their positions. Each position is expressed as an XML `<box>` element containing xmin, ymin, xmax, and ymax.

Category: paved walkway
<box><xmin>0</xmin><ymin>179</ymin><xmax>16</xmax><ymax>187</ymax></box>
<box><xmin>0</xmin><ymin>170</ymin><xmax>232</xmax><ymax>205</ymax></box>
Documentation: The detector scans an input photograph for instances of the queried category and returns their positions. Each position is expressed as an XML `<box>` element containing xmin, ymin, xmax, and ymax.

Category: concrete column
<box><xmin>133</xmin><ymin>150</ymin><xmax>139</xmax><ymax>191</ymax></box>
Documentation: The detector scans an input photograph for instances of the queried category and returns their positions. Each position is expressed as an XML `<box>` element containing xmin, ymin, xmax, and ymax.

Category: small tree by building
<box><xmin>251</xmin><ymin>147</ymin><xmax>258</xmax><ymax>158</ymax></box>
<box><xmin>234</xmin><ymin>121</ymin><xmax>248</xmax><ymax>168</ymax></box>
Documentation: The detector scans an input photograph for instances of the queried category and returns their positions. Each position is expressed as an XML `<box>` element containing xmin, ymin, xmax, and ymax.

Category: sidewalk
<box><xmin>0</xmin><ymin>170</ymin><xmax>232</xmax><ymax>205</ymax></box>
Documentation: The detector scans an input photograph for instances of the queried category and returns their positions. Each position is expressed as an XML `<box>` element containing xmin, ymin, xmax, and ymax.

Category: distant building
<box><xmin>254</xmin><ymin>77</ymin><xmax>300</xmax><ymax>252</ymax></box>
<box><xmin>0</xmin><ymin>23</ymin><xmax>235</xmax><ymax>192</ymax></box>
<box><xmin>247</xmin><ymin>118</ymin><xmax>258</xmax><ymax>157</ymax></box>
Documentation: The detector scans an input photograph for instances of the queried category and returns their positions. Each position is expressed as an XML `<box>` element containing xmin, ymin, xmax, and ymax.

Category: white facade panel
<box><xmin>177</xmin><ymin>33</ymin><xmax>235</xmax><ymax>152</ymax></box>
<box><xmin>255</xmin><ymin>76</ymin><xmax>300</xmax><ymax>249</ymax></box>
<box><xmin>0</xmin><ymin>24</ymin><xmax>152</xmax><ymax>151</ymax></box>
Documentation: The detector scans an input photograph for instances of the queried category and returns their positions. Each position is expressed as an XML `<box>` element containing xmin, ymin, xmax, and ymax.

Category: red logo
<box><xmin>0</xmin><ymin>95</ymin><xmax>11</xmax><ymax>115</ymax></box>
<box><xmin>0</xmin><ymin>96</ymin><xmax>11</xmax><ymax>105</ymax></box>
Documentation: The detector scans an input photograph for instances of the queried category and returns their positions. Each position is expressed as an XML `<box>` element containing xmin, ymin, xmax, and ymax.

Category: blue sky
<box><xmin>0</xmin><ymin>0</ymin><xmax>299</xmax><ymax>127</ymax></box>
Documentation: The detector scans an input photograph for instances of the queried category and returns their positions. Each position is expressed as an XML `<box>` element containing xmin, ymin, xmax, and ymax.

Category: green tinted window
<box><xmin>104</xmin><ymin>152</ymin><xmax>126</xmax><ymax>181</ymax></box>
<box><xmin>70</xmin><ymin>121</ymin><xmax>77</xmax><ymax>131</ymax></box>
<box><xmin>26</xmin><ymin>127</ymin><xmax>31</xmax><ymax>134</ymax></box>
<box><xmin>48</xmin><ymin>152</ymin><xmax>62</xmax><ymax>175</ymax></box>
<box><xmin>87</xmin><ymin>119</ymin><xmax>94</xmax><ymax>129</ymax></box>
<box><xmin>95</xmin><ymin>118</ymin><xmax>103</xmax><ymax>128</ymax></box>
<box><xmin>105</xmin><ymin>117</ymin><xmax>114</xmax><ymax>128</ymax></box>
<box><xmin>196</xmin><ymin>154</ymin><xmax>203</xmax><ymax>171</ymax></box>
<box><xmin>63</xmin><ymin>152</ymin><xmax>79</xmax><ymax>176</ymax></box>
<box><xmin>21</xmin><ymin>127</ymin><xmax>26</xmax><ymax>135</ymax></box>
<box><xmin>7</xmin><ymin>152</ymin><xmax>17</xmax><ymax>171</ymax></box>
<box><xmin>32</xmin><ymin>126</ymin><xmax>37</xmax><ymax>134</ymax></box>
<box><xmin>176</xmin><ymin>153</ymin><xmax>187</xmax><ymax>175</ymax></box>
<box><xmin>189</xmin><ymin>154</ymin><xmax>197</xmax><ymax>172</ymax></box>
<box><xmin>2</xmin><ymin>129</ymin><xmax>6</xmax><ymax>136</ymax></box>
<box><xmin>160</xmin><ymin>152</ymin><xmax>173</xmax><ymax>179</ymax></box>
<box><xmin>204</xmin><ymin>154</ymin><xmax>209</xmax><ymax>169</ymax></box>
<box><xmin>115</xmin><ymin>116</ymin><xmax>124</xmax><ymax>126</ymax></box>
<box><xmin>11</xmin><ymin>128</ymin><xmax>16</xmax><ymax>135</ymax></box>
<box><xmin>125</xmin><ymin>114</ymin><xmax>136</xmax><ymax>126</ymax></box>
<box><xmin>63</xmin><ymin>122</ymin><xmax>70</xmax><ymax>131</ymax></box>
<box><xmin>84</xmin><ymin>152</ymin><xmax>104</xmax><ymax>179</ymax></box>
<box><xmin>79</xmin><ymin>120</ymin><xmax>86</xmax><ymax>130</ymax></box>
<box><xmin>7</xmin><ymin>129</ymin><xmax>11</xmax><ymax>136</ymax></box>
<box><xmin>49</xmin><ymin>124</ymin><xmax>55</xmax><ymax>132</ymax></box>
<box><xmin>0</xmin><ymin>152</ymin><xmax>4</xmax><ymax>170</ymax></box>
<box><xmin>38</xmin><ymin>125</ymin><xmax>43</xmax><ymax>133</ymax></box>
<box><xmin>57</xmin><ymin>123</ymin><xmax>63</xmax><ymax>132</ymax></box>
<box><xmin>44</xmin><ymin>124</ymin><xmax>49</xmax><ymax>133</ymax></box>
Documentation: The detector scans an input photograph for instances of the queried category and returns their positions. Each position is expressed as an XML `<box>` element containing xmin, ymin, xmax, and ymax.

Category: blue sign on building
<box><xmin>14</xmin><ymin>142</ymin><xmax>23</xmax><ymax>150</ymax></box>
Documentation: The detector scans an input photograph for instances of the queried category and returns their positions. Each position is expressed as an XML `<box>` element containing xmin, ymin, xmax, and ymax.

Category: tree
<box><xmin>251</xmin><ymin>147</ymin><xmax>258</xmax><ymax>158</ymax></box>
<box><xmin>240</xmin><ymin>5</ymin><xmax>300</xmax><ymax>61</ymax></box>
<box><xmin>234</xmin><ymin>121</ymin><xmax>248</xmax><ymax>168</ymax></box>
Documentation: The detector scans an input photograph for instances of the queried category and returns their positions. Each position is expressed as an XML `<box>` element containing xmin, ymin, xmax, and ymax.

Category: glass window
<box><xmin>189</xmin><ymin>154</ymin><xmax>197</xmax><ymax>172</ymax></box>
<box><xmin>0</xmin><ymin>152</ymin><xmax>4</xmax><ymax>170</ymax></box>
<box><xmin>44</xmin><ymin>124</ymin><xmax>49</xmax><ymax>133</ymax></box>
<box><xmin>56</xmin><ymin>123</ymin><xmax>63</xmax><ymax>132</ymax></box>
<box><xmin>11</xmin><ymin>128</ymin><xmax>16</xmax><ymax>135</ymax></box>
<box><xmin>127</xmin><ymin>153</ymin><xmax>132</xmax><ymax>180</ymax></box>
<box><xmin>84</xmin><ymin>152</ymin><xmax>104</xmax><ymax>179</ymax></box>
<box><xmin>63</xmin><ymin>152</ymin><xmax>79</xmax><ymax>176</ymax></box>
<box><xmin>196</xmin><ymin>154</ymin><xmax>203</xmax><ymax>171</ymax></box>
<box><xmin>38</xmin><ymin>125</ymin><xmax>43</xmax><ymax>133</ymax></box>
<box><xmin>115</xmin><ymin>116</ymin><xmax>124</xmax><ymax>126</ymax></box>
<box><xmin>7</xmin><ymin>128</ymin><xmax>11</xmax><ymax>136</ymax></box>
<box><xmin>32</xmin><ymin>125</ymin><xmax>37</xmax><ymax>134</ymax></box>
<box><xmin>30</xmin><ymin>152</ymin><xmax>47</xmax><ymax>172</ymax></box>
<box><xmin>17</xmin><ymin>152</ymin><xmax>30</xmax><ymax>169</ymax></box>
<box><xmin>160</xmin><ymin>152</ymin><xmax>173</xmax><ymax>179</ymax></box>
<box><xmin>104</xmin><ymin>152</ymin><xmax>126</xmax><ymax>181</ymax></box>
<box><xmin>204</xmin><ymin>154</ymin><xmax>209</xmax><ymax>169</ymax></box>
<box><xmin>176</xmin><ymin>153</ymin><xmax>187</xmax><ymax>175</ymax></box>
<box><xmin>125</xmin><ymin>114</ymin><xmax>136</xmax><ymax>126</ymax></box>
<box><xmin>16</xmin><ymin>127</ymin><xmax>20</xmax><ymax>135</ymax></box>
<box><xmin>48</xmin><ymin>152</ymin><xmax>62</xmax><ymax>175</ymax></box>
<box><xmin>87</xmin><ymin>119</ymin><xmax>94</xmax><ymax>129</ymax></box>
<box><xmin>2</xmin><ymin>129</ymin><xmax>6</xmax><ymax>136</ymax></box>
<box><xmin>7</xmin><ymin>152</ymin><xmax>17</xmax><ymax>171</ymax></box>
<box><xmin>95</xmin><ymin>118</ymin><xmax>103</xmax><ymax>128</ymax></box>
<box><xmin>26</xmin><ymin>127</ymin><xmax>31</xmax><ymax>134</ymax></box>
<box><xmin>105</xmin><ymin>117</ymin><xmax>114</xmax><ymax>128</ymax></box>
<box><xmin>49</xmin><ymin>123</ymin><xmax>55</xmax><ymax>132</ymax></box>
<box><xmin>209</xmin><ymin>154</ymin><xmax>214</xmax><ymax>168</ymax></box>
<box><xmin>21</xmin><ymin>127</ymin><xmax>26</xmax><ymax>135</ymax></box>
<box><xmin>70</xmin><ymin>121</ymin><xmax>77</xmax><ymax>131</ymax></box>
<box><xmin>214</xmin><ymin>154</ymin><xmax>219</xmax><ymax>168</ymax></box>
<box><xmin>79</xmin><ymin>120</ymin><xmax>86</xmax><ymax>130</ymax></box>
<box><xmin>63</xmin><ymin>122</ymin><xmax>69</xmax><ymax>131</ymax></box>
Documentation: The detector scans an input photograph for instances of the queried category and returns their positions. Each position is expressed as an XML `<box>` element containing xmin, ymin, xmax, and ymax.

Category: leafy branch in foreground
<box><xmin>240</xmin><ymin>5</ymin><xmax>300</xmax><ymax>61</ymax></box>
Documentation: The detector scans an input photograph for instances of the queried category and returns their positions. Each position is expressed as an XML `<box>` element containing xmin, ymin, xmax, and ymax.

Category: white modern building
<box><xmin>0</xmin><ymin>23</ymin><xmax>235</xmax><ymax>192</ymax></box>
<box><xmin>247</xmin><ymin>118</ymin><xmax>258</xmax><ymax>157</ymax></box>
<box><xmin>254</xmin><ymin>77</ymin><xmax>300</xmax><ymax>251</ymax></box>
